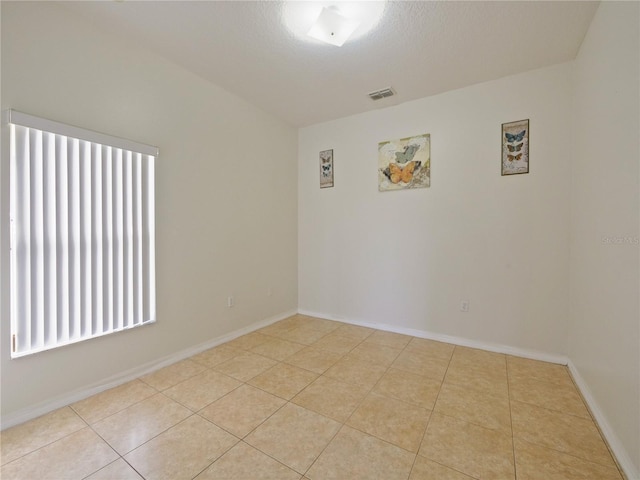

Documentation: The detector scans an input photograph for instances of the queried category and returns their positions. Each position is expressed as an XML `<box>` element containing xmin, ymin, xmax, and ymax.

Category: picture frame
<box><xmin>319</xmin><ymin>149</ymin><xmax>334</xmax><ymax>188</ymax></box>
<box><xmin>501</xmin><ymin>119</ymin><xmax>529</xmax><ymax>176</ymax></box>
<box><xmin>378</xmin><ymin>133</ymin><xmax>430</xmax><ymax>192</ymax></box>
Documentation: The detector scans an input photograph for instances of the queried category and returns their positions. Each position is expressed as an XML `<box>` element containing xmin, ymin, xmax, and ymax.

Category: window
<box><xmin>8</xmin><ymin>110</ymin><xmax>157</xmax><ymax>358</ymax></box>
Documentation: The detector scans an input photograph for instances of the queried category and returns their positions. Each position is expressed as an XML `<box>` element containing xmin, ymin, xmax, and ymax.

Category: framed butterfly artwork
<box><xmin>501</xmin><ymin>119</ymin><xmax>529</xmax><ymax>176</ymax></box>
<box><xmin>378</xmin><ymin>133</ymin><xmax>430</xmax><ymax>192</ymax></box>
<box><xmin>319</xmin><ymin>149</ymin><xmax>334</xmax><ymax>188</ymax></box>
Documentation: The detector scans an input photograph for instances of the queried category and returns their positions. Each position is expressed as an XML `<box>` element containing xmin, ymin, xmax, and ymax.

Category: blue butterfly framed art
<box><xmin>320</xmin><ymin>149</ymin><xmax>334</xmax><ymax>188</ymax></box>
<box><xmin>501</xmin><ymin>119</ymin><xmax>529</xmax><ymax>176</ymax></box>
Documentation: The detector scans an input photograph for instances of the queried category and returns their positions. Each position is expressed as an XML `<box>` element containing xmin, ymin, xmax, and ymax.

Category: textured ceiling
<box><xmin>62</xmin><ymin>1</ymin><xmax>599</xmax><ymax>127</ymax></box>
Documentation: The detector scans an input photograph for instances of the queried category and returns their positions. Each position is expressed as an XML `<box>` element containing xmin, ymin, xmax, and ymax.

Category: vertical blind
<box><xmin>8</xmin><ymin>110</ymin><xmax>157</xmax><ymax>358</ymax></box>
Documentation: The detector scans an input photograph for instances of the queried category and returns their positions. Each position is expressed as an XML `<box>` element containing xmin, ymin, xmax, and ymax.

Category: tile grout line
<box><xmin>73</xmin><ymin>408</ymin><xmax>126</xmax><ymax>480</ymax></box>
<box><xmin>506</xmin><ymin>356</ymin><xmax>518</xmax><ymax>480</ymax></box>
<box><xmin>328</xmin><ymin>334</ymin><xmax>448</xmax><ymax>479</ymax></box>
<box><xmin>565</xmin><ymin>366</ymin><xmax>628</xmax><ymax>480</ymax></box>
<box><xmin>224</xmin><ymin>318</ymin><xmax>352</xmax><ymax>477</ymax></box>
<box><xmin>120</xmin><ymin>456</ymin><xmax>147</xmax><ymax>480</ymax></box>
<box><xmin>395</xmin><ymin>337</ymin><xmax>448</xmax><ymax>480</ymax></box>
<box><xmin>70</xmin><ymin>383</ymin><xmax>170</xmax><ymax>479</ymax></box>
<box><xmin>506</xmin><ymin>400</ymin><xmax>628</xmax><ymax>475</ymax></box>
<box><xmin>120</xmin><ymin>342</ymin><xmax>303</xmax><ymax>479</ymax></box>
<box><xmin>197</xmin><ymin>321</ymin><xmax>346</xmax><ymax>478</ymax></box>
<box><xmin>0</xmin><ymin>406</ymin><xmax>90</xmax><ymax>470</ymax></box>
<box><xmin>83</xmin><ymin>412</ymin><xmax>141</xmax><ymax>479</ymax></box>
<box><xmin>72</xmin><ymin>380</ymin><xmax>162</xmax><ymax>426</ymax></box>
<box><xmin>407</xmin><ymin>343</ymin><xmax>456</xmax><ymax>478</ymax></box>
<box><xmin>285</xmin><ymin>332</ymin><xmax>457</xmax><ymax>478</ymax></box>
<box><xmin>300</xmin><ymin>328</ymin><xmax>377</xmax><ymax>477</ymax></box>
<box><xmin>183</xmin><ymin>422</ymin><xmax>241</xmax><ymax>480</ymax></box>
<box><xmin>508</xmin><ymin>359</ymin><xmax>626</xmax><ymax>478</ymax></box>
<box><xmin>87</xmin><ymin>377</ymin><xmax>241</xmax><ymax>479</ymax></box>
<box><xmin>319</xmin><ymin>332</ymin><xmax>400</xmax><ymax>430</ymax></box>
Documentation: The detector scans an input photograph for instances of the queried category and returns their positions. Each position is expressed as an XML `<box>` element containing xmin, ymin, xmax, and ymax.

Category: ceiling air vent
<box><xmin>368</xmin><ymin>87</ymin><xmax>395</xmax><ymax>101</ymax></box>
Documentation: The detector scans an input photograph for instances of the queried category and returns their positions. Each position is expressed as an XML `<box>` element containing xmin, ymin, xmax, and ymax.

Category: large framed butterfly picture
<box><xmin>319</xmin><ymin>149</ymin><xmax>334</xmax><ymax>188</ymax></box>
<box><xmin>501</xmin><ymin>119</ymin><xmax>529</xmax><ymax>176</ymax></box>
<box><xmin>378</xmin><ymin>133</ymin><xmax>430</xmax><ymax>192</ymax></box>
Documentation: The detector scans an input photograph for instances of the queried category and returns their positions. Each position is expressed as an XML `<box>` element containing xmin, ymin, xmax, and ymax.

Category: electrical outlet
<box><xmin>227</xmin><ymin>296</ymin><xmax>234</xmax><ymax>308</ymax></box>
<box><xmin>460</xmin><ymin>300</ymin><xmax>469</xmax><ymax>312</ymax></box>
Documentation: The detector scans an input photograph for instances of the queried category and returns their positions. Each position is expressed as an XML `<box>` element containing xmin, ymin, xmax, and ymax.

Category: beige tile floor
<box><xmin>0</xmin><ymin>315</ymin><xmax>625</xmax><ymax>480</ymax></box>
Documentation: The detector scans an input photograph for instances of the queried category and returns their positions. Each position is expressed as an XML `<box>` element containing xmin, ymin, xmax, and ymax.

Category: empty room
<box><xmin>1</xmin><ymin>1</ymin><xmax>638</xmax><ymax>479</ymax></box>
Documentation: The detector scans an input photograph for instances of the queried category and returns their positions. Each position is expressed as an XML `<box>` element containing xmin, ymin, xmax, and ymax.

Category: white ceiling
<box><xmin>62</xmin><ymin>1</ymin><xmax>599</xmax><ymax>127</ymax></box>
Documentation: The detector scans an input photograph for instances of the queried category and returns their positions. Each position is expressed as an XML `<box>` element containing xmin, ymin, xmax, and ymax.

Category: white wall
<box><xmin>299</xmin><ymin>63</ymin><xmax>573</xmax><ymax>357</ymax></box>
<box><xmin>570</xmin><ymin>2</ymin><xmax>640</xmax><ymax>477</ymax></box>
<box><xmin>3</xmin><ymin>3</ymin><xmax>637</xmax><ymax>474</ymax></box>
<box><xmin>1</xmin><ymin>2</ymin><xmax>298</xmax><ymax>423</ymax></box>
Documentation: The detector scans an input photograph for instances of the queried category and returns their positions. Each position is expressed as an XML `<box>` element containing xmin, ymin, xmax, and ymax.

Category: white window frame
<box><xmin>8</xmin><ymin>110</ymin><xmax>157</xmax><ymax>358</ymax></box>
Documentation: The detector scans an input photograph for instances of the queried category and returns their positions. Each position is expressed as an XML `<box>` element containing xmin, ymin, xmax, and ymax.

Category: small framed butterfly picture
<box><xmin>319</xmin><ymin>149</ymin><xmax>334</xmax><ymax>188</ymax></box>
<box><xmin>501</xmin><ymin>119</ymin><xmax>529</xmax><ymax>176</ymax></box>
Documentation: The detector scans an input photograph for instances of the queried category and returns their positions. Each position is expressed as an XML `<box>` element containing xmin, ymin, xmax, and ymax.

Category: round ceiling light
<box><xmin>283</xmin><ymin>1</ymin><xmax>387</xmax><ymax>46</ymax></box>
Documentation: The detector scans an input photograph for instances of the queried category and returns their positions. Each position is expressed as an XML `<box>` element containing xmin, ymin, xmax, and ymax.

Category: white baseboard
<box><xmin>0</xmin><ymin>309</ymin><xmax>297</xmax><ymax>431</ymax></box>
<box><xmin>298</xmin><ymin>309</ymin><xmax>568</xmax><ymax>365</ymax></box>
<box><xmin>567</xmin><ymin>360</ymin><xmax>639</xmax><ymax>480</ymax></box>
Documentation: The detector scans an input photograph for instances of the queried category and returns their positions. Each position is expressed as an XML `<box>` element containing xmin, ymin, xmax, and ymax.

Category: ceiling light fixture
<box><xmin>283</xmin><ymin>2</ymin><xmax>386</xmax><ymax>47</ymax></box>
<box><xmin>307</xmin><ymin>7</ymin><xmax>360</xmax><ymax>47</ymax></box>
